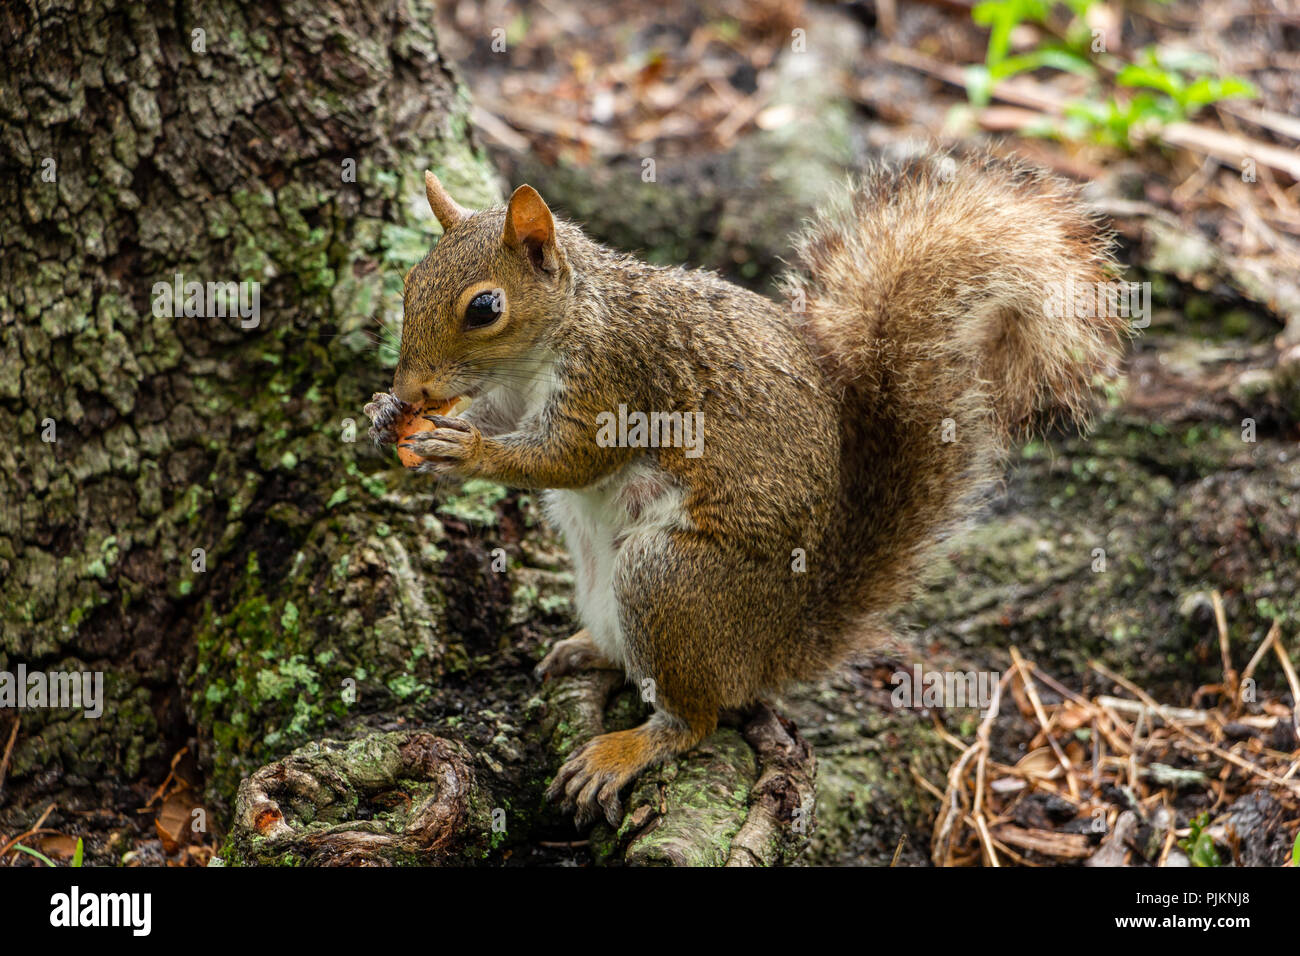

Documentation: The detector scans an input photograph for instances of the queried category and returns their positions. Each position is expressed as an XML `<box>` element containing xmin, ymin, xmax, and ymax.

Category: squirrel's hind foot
<box><xmin>547</xmin><ymin>714</ymin><xmax>710</xmax><ymax>828</ymax></box>
<box><xmin>533</xmin><ymin>629</ymin><xmax>620</xmax><ymax>682</ymax></box>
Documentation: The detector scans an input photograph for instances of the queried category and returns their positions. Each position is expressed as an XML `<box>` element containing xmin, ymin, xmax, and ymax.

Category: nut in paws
<box><xmin>402</xmin><ymin>415</ymin><xmax>483</xmax><ymax>475</ymax></box>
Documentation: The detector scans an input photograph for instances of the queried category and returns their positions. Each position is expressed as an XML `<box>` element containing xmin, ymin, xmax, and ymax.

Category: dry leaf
<box><xmin>1014</xmin><ymin>747</ymin><xmax>1062</xmax><ymax>781</ymax></box>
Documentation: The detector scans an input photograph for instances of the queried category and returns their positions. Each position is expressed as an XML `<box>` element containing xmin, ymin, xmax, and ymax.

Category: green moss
<box><xmin>189</xmin><ymin>552</ymin><xmax>327</xmax><ymax>803</ymax></box>
<box><xmin>616</xmin><ymin>729</ymin><xmax>757</xmax><ymax>866</ymax></box>
<box><xmin>438</xmin><ymin>479</ymin><xmax>508</xmax><ymax>525</ymax></box>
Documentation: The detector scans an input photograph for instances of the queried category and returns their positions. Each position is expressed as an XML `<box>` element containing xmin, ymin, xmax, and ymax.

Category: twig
<box><xmin>470</xmin><ymin>105</ymin><xmax>531</xmax><ymax>153</ymax></box>
<box><xmin>1096</xmin><ymin>695</ymin><xmax>1213</xmax><ymax>726</ymax></box>
<box><xmin>1158</xmin><ymin>800</ymin><xmax>1177</xmax><ymax>867</ymax></box>
<box><xmin>890</xmin><ymin>833</ymin><xmax>907</xmax><ymax>867</ymax></box>
<box><xmin>0</xmin><ymin>802</ymin><xmax>57</xmax><ymax>860</ymax></box>
<box><xmin>1130</xmin><ymin>705</ymin><xmax>1146</xmax><ymax>793</ymax></box>
<box><xmin>1095</xmin><ymin>705</ymin><xmax>1134</xmax><ymax>756</ymax></box>
<box><xmin>1092</xmin><ymin>714</ymin><xmax>1104</xmax><ymax>789</ymax></box>
<box><xmin>930</xmin><ymin>712</ymin><xmax>972</xmax><ymax>753</ymax></box>
<box><xmin>1241</xmin><ymin>620</ymin><xmax>1280</xmax><ymax>685</ymax></box>
<box><xmin>934</xmin><ymin>738</ymin><xmax>981</xmax><ymax>866</ymax></box>
<box><xmin>1212</xmin><ymin>591</ymin><xmax>1239</xmax><ymax>709</ymax></box>
<box><xmin>1218</xmin><ymin>103</ymin><xmax>1300</xmax><ymax>144</ymax></box>
<box><xmin>911</xmin><ymin>765</ymin><xmax>947</xmax><ymax>803</ymax></box>
<box><xmin>475</xmin><ymin>96</ymin><xmax>624</xmax><ymax>153</ymax></box>
<box><xmin>1269</xmin><ymin>628</ymin><xmax>1300</xmax><ymax>760</ymax></box>
<box><xmin>1091</xmin><ymin>660</ymin><xmax>1300</xmax><ymax>793</ymax></box>
<box><xmin>973</xmin><ymin>676</ymin><xmax>1004</xmax><ymax>867</ymax></box>
<box><xmin>0</xmin><ymin>717</ymin><xmax>18</xmax><ymax>798</ymax></box>
<box><xmin>933</xmin><ymin>671</ymin><xmax>1011</xmax><ymax>866</ymax></box>
<box><xmin>714</xmin><ymin>73</ymin><xmax>776</xmax><ymax>148</ymax></box>
<box><xmin>1011</xmin><ymin>647</ymin><xmax>1079</xmax><ymax>800</ymax></box>
<box><xmin>1027</xmin><ymin>665</ymin><xmax>1094</xmax><ymax>709</ymax></box>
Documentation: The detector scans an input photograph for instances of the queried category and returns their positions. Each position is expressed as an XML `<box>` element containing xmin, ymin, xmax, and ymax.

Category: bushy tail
<box><xmin>784</xmin><ymin>151</ymin><xmax>1128</xmax><ymax>649</ymax></box>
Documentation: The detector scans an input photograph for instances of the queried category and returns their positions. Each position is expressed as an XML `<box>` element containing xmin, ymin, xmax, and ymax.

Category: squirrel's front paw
<box><xmin>363</xmin><ymin>391</ymin><xmax>410</xmax><ymax>445</ymax></box>
<box><xmin>404</xmin><ymin>414</ymin><xmax>484</xmax><ymax>476</ymax></box>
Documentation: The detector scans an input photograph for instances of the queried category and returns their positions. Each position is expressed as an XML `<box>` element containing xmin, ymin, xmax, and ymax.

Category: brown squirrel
<box><xmin>365</xmin><ymin>152</ymin><xmax>1127</xmax><ymax>827</ymax></box>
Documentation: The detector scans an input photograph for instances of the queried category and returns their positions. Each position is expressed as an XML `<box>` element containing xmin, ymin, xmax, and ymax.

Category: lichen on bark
<box><xmin>0</xmin><ymin>0</ymin><xmax>505</xmax><ymax>830</ymax></box>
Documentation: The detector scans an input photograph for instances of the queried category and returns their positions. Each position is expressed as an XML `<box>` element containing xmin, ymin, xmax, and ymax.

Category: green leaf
<box><xmin>989</xmin><ymin>47</ymin><xmax>1095</xmax><ymax>82</ymax></box>
<box><xmin>972</xmin><ymin>0</ymin><xmax>1049</xmax><ymax>27</ymax></box>
<box><xmin>990</xmin><ymin>52</ymin><xmax>1039</xmax><ymax>81</ymax></box>
<box><xmin>72</xmin><ymin>838</ymin><xmax>84</xmax><ymax>868</ymax></box>
<box><xmin>1064</xmin><ymin>99</ymin><xmax>1109</xmax><ymax>122</ymax></box>
<box><xmin>973</xmin><ymin>0</ymin><xmax>1049</xmax><ymax>68</ymax></box>
<box><xmin>1116</xmin><ymin>63</ymin><xmax>1184</xmax><ymax>97</ymax></box>
<box><xmin>1031</xmin><ymin>47</ymin><xmax>1098</xmax><ymax>78</ymax></box>
<box><xmin>1061</xmin><ymin>0</ymin><xmax>1099</xmax><ymax>15</ymax></box>
<box><xmin>1292</xmin><ymin>830</ymin><xmax>1299</xmax><ymax>867</ymax></box>
<box><xmin>1190</xmin><ymin>831</ymin><xmax>1221</xmax><ymax>867</ymax></box>
<box><xmin>1216</xmin><ymin>77</ymin><xmax>1259</xmax><ymax>99</ymax></box>
<box><xmin>12</xmin><ymin>843</ymin><xmax>57</xmax><ymax>867</ymax></box>
<box><xmin>1182</xmin><ymin>75</ymin><xmax>1258</xmax><ymax>112</ymax></box>
<box><xmin>1179</xmin><ymin>812</ymin><xmax>1222</xmax><ymax>867</ymax></box>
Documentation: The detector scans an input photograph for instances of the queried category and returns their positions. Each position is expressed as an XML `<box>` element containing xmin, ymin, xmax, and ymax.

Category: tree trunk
<box><xmin>0</xmin><ymin>0</ymin><xmax>499</xmax><ymax>847</ymax></box>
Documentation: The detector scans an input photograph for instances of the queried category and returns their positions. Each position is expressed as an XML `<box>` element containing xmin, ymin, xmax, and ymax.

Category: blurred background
<box><xmin>437</xmin><ymin>0</ymin><xmax>1299</xmax><ymax>307</ymax></box>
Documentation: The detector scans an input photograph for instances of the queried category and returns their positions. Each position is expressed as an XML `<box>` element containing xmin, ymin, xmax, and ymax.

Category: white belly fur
<box><xmin>544</xmin><ymin>460</ymin><xmax>689</xmax><ymax>671</ymax></box>
<box><xmin>464</xmin><ymin>355</ymin><xmax>688</xmax><ymax>670</ymax></box>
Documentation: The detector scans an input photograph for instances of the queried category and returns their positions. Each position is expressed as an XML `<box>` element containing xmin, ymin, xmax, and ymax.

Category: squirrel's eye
<box><xmin>464</xmin><ymin>290</ymin><xmax>503</xmax><ymax>330</ymax></box>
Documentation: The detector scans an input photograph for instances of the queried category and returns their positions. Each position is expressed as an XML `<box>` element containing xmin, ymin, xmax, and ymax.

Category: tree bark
<box><xmin>0</xmin><ymin>0</ymin><xmax>503</xmax><ymax>845</ymax></box>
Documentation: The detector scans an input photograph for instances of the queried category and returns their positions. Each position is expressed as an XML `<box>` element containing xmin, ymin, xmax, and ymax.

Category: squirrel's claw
<box><xmin>363</xmin><ymin>391</ymin><xmax>409</xmax><ymax>445</ymax></box>
<box><xmin>548</xmin><ymin>748</ymin><xmax>621</xmax><ymax>828</ymax></box>
<box><xmin>546</xmin><ymin>730</ymin><xmax>646</xmax><ymax>829</ymax></box>
<box><xmin>533</xmin><ymin>630</ymin><xmax>617</xmax><ymax>682</ymax></box>
<box><xmin>575</xmin><ymin>775</ymin><xmax>623</xmax><ymax>829</ymax></box>
<box><xmin>403</xmin><ymin>423</ymin><xmax>481</xmax><ymax>462</ymax></box>
<box><xmin>421</xmin><ymin>413</ymin><xmax>473</xmax><ymax>431</ymax></box>
<box><xmin>401</xmin><ymin>419</ymin><xmax>484</xmax><ymax>479</ymax></box>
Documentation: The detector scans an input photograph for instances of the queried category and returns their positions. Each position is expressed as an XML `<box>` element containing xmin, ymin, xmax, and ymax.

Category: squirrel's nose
<box><xmin>392</xmin><ymin>375</ymin><xmax>450</xmax><ymax>406</ymax></box>
<box><xmin>392</xmin><ymin>380</ymin><xmax>429</xmax><ymax>405</ymax></box>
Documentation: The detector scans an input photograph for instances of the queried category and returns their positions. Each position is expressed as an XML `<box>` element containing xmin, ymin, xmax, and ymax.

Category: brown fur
<box><xmin>783</xmin><ymin>153</ymin><xmax>1125</xmax><ymax>668</ymax></box>
<box><xmin>379</xmin><ymin>153</ymin><xmax>1128</xmax><ymax>826</ymax></box>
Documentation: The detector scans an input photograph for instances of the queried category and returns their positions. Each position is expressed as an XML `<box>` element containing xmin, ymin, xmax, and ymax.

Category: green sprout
<box><xmin>966</xmin><ymin>1</ymin><xmax>1257</xmax><ymax>147</ymax></box>
<box><xmin>1179</xmin><ymin>812</ymin><xmax>1222</xmax><ymax>867</ymax></box>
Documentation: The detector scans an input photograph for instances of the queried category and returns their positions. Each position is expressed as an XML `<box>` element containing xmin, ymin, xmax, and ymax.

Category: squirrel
<box><xmin>364</xmin><ymin>152</ymin><xmax>1128</xmax><ymax>828</ymax></box>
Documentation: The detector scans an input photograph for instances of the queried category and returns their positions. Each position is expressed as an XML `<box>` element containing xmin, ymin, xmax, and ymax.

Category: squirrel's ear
<box><xmin>503</xmin><ymin>184</ymin><xmax>559</xmax><ymax>273</ymax></box>
<box><xmin>425</xmin><ymin>170</ymin><xmax>469</xmax><ymax>231</ymax></box>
